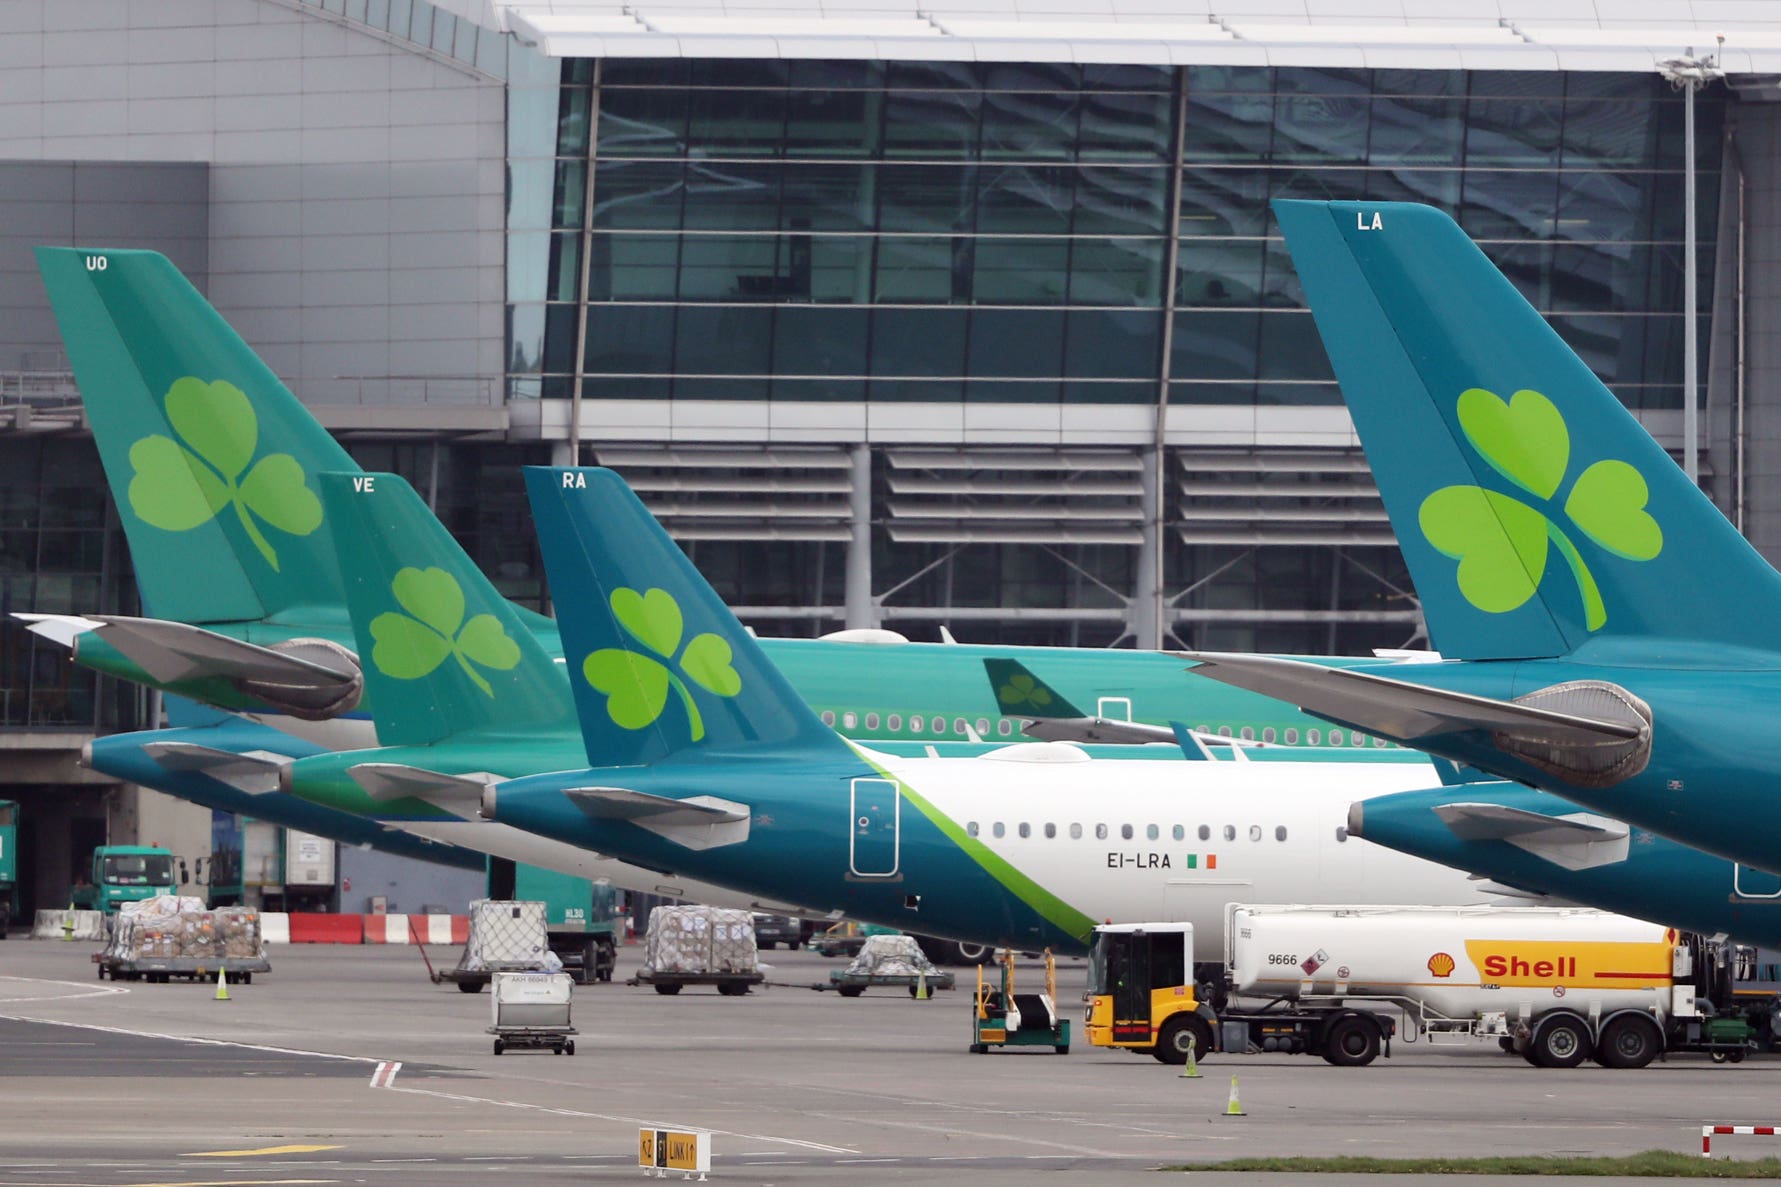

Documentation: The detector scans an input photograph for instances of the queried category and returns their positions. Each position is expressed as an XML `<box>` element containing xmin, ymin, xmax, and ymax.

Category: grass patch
<box><xmin>1169</xmin><ymin>1150</ymin><xmax>1781</xmax><ymax>1177</ymax></box>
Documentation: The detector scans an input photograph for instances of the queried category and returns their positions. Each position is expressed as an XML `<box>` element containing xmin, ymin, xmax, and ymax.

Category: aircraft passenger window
<box><xmin>1146</xmin><ymin>824</ymin><xmax>1159</xmax><ymax>841</ymax></box>
<box><xmin>1262</xmin><ymin>728</ymin><xmax>1276</xmax><ymax>743</ymax></box>
<box><xmin>1285</xmin><ymin>728</ymin><xmax>1299</xmax><ymax>744</ymax></box>
<box><xmin>843</xmin><ymin>712</ymin><xmax>858</xmax><ymax>729</ymax></box>
<box><xmin>1121</xmin><ymin>824</ymin><xmax>1134</xmax><ymax>840</ymax></box>
<box><xmin>821</xmin><ymin>711</ymin><xmax>836</xmax><ymax>726</ymax></box>
<box><xmin>1308</xmin><ymin>729</ymin><xmax>1321</xmax><ymax>745</ymax></box>
<box><xmin>1373</xmin><ymin>735</ymin><xmax>1387</xmax><ymax>748</ymax></box>
<box><xmin>998</xmin><ymin>719</ymin><xmax>1013</xmax><ymax>736</ymax></box>
<box><xmin>865</xmin><ymin>713</ymin><xmax>880</xmax><ymax>730</ymax></box>
<box><xmin>967</xmin><ymin>822</ymin><xmax>979</xmax><ymax>837</ymax></box>
<box><xmin>888</xmin><ymin>714</ymin><xmax>902</xmax><ymax>731</ymax></box>
<box><xmin>1070</xmin><ymin>823</ymin><xmax>1082</xmax><ymax>840</ymax></box>
<box><xmin>1335</xmin><ymin>826</ymin><xmax>1349</xmax><ymax>842</ymax></box>
<box><xmin>1248</xmin><ymin>825</ymin><xmax>1262</xmax><ymax>842</ymax></box>
<box><xmin>910</xmin><ymin>715</ymin><xmax>924</xmax><ymax>732</ymax></box>
<box><xmin>1044</xmin><ymin>823</ymin><xmax>1056</xmax><ymax>839</ymax></box>
<box><xmin>1194</xmin><ymin>724</ymin><xmax>1208</xmax><ymax>734</ymax></box>
<box><xmin>976</xmin><ymin>718</ymin><xmax>990</xmax><ymax>736</ymax></box>
<box><xmin>1018</xmin><ymin>823</ymin><xmax>1031</xmax><ymax>839</ymax></box>
<box><xmin>1172</xmin><ymin>824</ymin><xmax>1184</xmax><ymax>841</ymax></box>
<box><xmin>993</xmin><ymin>822</ymin><xmax>1005</xmax><ymax>839</ymax></box>
<box><xmin>1329</xmin><ymin>730</ymin><xmax>1345</xmax><ymax>745</ymax></box>
<box><xmin>1351</xmin><ymin>732</ymin><xmax>1365</xmax><ymax>746</ymax></box>
<box><xmin>1222</xmin><ymin>825</ymin><xmax>1236</xmax><ymax>842</ymax></box>
<box><xmin>1240</xmin><ymin>727</ymin><xmax>1255</xmax><ymax>741</ymax></box>
<box><xmin>1198</xmin><ymin>825</ymin><xmax>1210</xmax><ymax>841</ymax></box>
<box><xmin>954</xmin><ymin>717</ymin><xmax>969</xmax><ymax>735</ymax></box>
<box><xmin>1217</xmin><ymin>726</ymin><xmax>1232</xmax><ymax>737</ymax></box>
<box><xmin>1275</xmin><ymin>826</ymin><xmax>1287</xmax><ymax>842</ymax></box>
<box><xmin>1095</xmin><ymin>824</ymin><xmax>1108</xmax><ymax>840</ymax></box>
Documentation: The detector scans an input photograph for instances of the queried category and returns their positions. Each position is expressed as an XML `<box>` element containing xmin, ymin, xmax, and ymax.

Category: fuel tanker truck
<box><xmin>1085</xmin><ymin>904</ymin><xmax>1777</xmax><ymax>1069</ymax></box>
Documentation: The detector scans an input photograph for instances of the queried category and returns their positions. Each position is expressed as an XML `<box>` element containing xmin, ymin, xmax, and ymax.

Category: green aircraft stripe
<box><xmin>851</xmin><ymin>746</ymin><xmax>1099</xmax><ymax>945</ymax></box>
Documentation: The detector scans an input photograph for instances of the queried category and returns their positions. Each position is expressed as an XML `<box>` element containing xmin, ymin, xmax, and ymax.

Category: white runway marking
<box><xmin>368</xmin><ymin>1061</ymin><xmax>402</xmax><ymax>1089</ymax></box>
<box><xmin>0</xmin><ymin>1013</ymin><xmax>378</xmax><ymax>1064</ymax></box>
<box><xmin>0</xmin><ymin>975</ymin><xmax>129</xmax><ymax>1004</ymax></box>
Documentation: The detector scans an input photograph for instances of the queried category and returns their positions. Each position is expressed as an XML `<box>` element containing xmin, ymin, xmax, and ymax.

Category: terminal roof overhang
<box><xmin>462</xmin><ymin>1</ymin><xmax>1781</xmax><ymax>73</ymax></box>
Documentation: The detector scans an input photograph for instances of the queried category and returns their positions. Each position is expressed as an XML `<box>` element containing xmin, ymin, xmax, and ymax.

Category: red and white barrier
<box><xmin>363</xmin><ymin>914</ymin><xmax>468</xmax><ymax>945</ymax></box>
<box><xmin>1703</xmin><ymin>1125</ymin><xmax>1779</xmax><ymax>1157</ymax></box>
<box><xmin>261</xmin><ymin>913</ymin><xmax>290</xmax><ymax>944</ymax></box>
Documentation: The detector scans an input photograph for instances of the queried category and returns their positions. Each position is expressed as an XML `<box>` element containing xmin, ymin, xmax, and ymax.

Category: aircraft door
<box><xmin>1733</xmin><ymin>863</ymin><xmax>1781</xmax><ymax>899</ymax></box>
<box><xmin>849</xmin><ymin>777</ymin><xmax>900</xmax><ymax>877</ymax></box>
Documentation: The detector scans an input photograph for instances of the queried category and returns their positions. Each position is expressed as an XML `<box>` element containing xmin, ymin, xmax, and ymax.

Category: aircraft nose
<box><xmin>1346</xmin><ymin>800</ymin><xmax>1365</xmax><ymax>839</ymax></box>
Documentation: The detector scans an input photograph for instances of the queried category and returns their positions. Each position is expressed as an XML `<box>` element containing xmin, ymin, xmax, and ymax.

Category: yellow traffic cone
<box><xmin>62</xmin><ymin>903</ymin><xmax>75</xmax><ymax>941</ymax></box>
<box><xmin>1223</xmin><ymin>1073</ymin><xmax>1246</xmax><ymax>1117</ymax></box>
<box><xmin>214</xmin><ymin>967</ymin><xmax>230</xmax><ymax>1002</ymax></box>
<box><xmin>915</xmin><ymin>971</ymin><xmax>929</xmax><ymax>1001</ymax></box>
<box><xmin>1180</xmin><ymin>1035</ymin><xmax>1201</xmax><ymax>1078</ymax></box>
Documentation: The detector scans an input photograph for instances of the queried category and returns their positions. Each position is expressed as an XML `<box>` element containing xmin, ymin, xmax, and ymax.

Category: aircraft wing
<box><xmin>79</xmin><ymin>615</ymin><xmax>355</xmax><ymax>687</ymax></box>
<box><xmin>1433</xmin><ymin>802</ymin><xmax>1630</xmax><ymax>871</ymax></box>
<box><xmin>1179</xmin><ymin>651</ymin><xmax>1643</xmax><ymax>746</ymax></box>
<box><xmin>348</xmin><ymin>763</ymin><xmax>502</xmax><ymax>812</ymax></box>
<box><xmin>1021</xmin><ymin>717</ymin><xmax>1177</xmax><ymax>745</ymax></box>
<box><xmin>565</xmin><ymin>787</ymin><xmax>751</xmax><ymax>851</ymax></box>
<box><xmin>14</xmin><ymin>613</ymin><xmax>103</xmax><ymax>647</ymax></box>
<box><xmin>141</xmin><ymin>742</ymin><xmax>291</xmax><ymax>795</ymax></box>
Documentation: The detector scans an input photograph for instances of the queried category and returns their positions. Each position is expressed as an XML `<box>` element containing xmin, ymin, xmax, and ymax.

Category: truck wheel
<box><xmin>457</xmin><ymin>980</ymin><xmax>484</xmax><ymax>994</ymax></box>
<box><xmin>654</xmin><ymin>983</ymin><xmax>681</xmax><ymax>995</ymax></box>
<box><xmin>837</xmin><ymin>985</ymin><xmax>865</xmax><ymax>998</ymax></box>
<box><xmin>493</xmin><ymin>1038</ymin><xmax>504</xmax><ymax>1055</ymax></box>
<box><xmin>1596</xmin><ymin>1015</ymin><xmax>1662</xmax><ymax>1069</ymax></box>
<box><xmin>565</xmin><ymin>1040</ymin><xmax>576</xmax><ymax>1056</ymax></box>
<box><xmin>1530</xmin><ymin>1014</ymin><xmax>1591</xmax><ymax>1069</ymax></box>
<box><xmin>1322</xmin><ymin>1015</ymin><xmax>1381</xmax><ymax>1067</ymax></box>
<box><xmin>1155</xmin><ymin>1015</ymin><xmax>1214</xmax><ymax>1066</ymax></box>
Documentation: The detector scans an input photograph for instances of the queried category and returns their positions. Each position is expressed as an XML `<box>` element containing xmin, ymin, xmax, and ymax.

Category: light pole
<box><xmin>1659</xmin><ymin>41</ymin><xmax>1723</xmax><ymax>487</ymax></box>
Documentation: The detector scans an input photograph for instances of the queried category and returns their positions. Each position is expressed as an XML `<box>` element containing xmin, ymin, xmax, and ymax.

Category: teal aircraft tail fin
<box><xmin>983</xmin><ymin>658</ymin><xmax>1086</xmax><ymax>719</ymax></box>
<box><xmin>523</xmin><ymin>466</ymin><xmax>851</xmax><ymax>767</ymax></box>
<box><xmin>320</xmin><ymin>472</ymin><xmax>575</xmax><ymax>747</ymax></box>
<box><xmin>1273</xmin><ymin>200</ymin><xmax>1781</xmax><ymax>659</ymax></box>
<box><xmin>35</xmin><ymin>247</ymin><xmax>353</xmax><ymax>624</ymax></box>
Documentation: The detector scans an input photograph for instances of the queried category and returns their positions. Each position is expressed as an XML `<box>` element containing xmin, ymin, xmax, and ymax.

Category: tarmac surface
<box><xmin>0</xmin><ymin>939</ymin><xmax>1776</xmax><ymax>1184</ymax></box>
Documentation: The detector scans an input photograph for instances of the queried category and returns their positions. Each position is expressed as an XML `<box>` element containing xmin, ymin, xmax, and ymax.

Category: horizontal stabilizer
<box><xmin>348</xmin><ymin>764</ymin><xmax>502</xmax><ymax>812</ymax></box>
<box><xmin>1434</xmin><ymin>802</ymin><xmax>1630</xmax><ymax>871</ymax></box>
<box><xmin>564</xmin><ymin>787</ymin><xmax>751</xmax><ymax>851</ymax></box>
<box><xmin>1180</xmin><ymin>652</ymin><xmax>1642</xmax><ymax>746</ymax></box>
<box><xmin>1022</xmin><ymin>717</ymin><xmax>1178</xmax><ymax>745</ymax></box>
<box><xmin>141</xmin><ymin>742</ymin><xmax>291</xmax><ymax>795</ymax></box>
<box><xmin>14</xmin><ymin>613</ymin><xmax>102</xmax><ymax>648</ymax></box>
<box><xmin>80</xmin><ymin>616</ymin><xmax>355</xmax><ymax>687</ymax></box>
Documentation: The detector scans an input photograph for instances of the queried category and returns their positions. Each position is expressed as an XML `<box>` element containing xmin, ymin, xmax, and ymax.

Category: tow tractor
<box><xmin>970</xmin><ymin>948</ymin><xmax>1070</xmax><ymax>1054</ymax></box>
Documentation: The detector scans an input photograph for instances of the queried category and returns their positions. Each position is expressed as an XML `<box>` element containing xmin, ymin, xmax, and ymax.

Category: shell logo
<box><xmin>1427</xmin><ymin>952</ymin><xmax>1456</xmax><ymax>978</ymax></box>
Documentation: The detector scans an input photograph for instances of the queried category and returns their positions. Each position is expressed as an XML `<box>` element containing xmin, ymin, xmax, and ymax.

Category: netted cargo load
<box><xmin>456</xmin><ymin>900</ymin><xmax>550</xmax><ymax>974</ymax></box>
<box><xmin>843</xmin><ymin>934</ymin><xmax>940</xmax><ymax>980</ymax></box>
<box><xmin>642</xmin><ymin>905</ymin><xmax>759</xmax><ymax>976</ymax></box>
<box><xmin>102</xmin><ymin>897</ymin><xmax>263</xmax><ymax>963</ymax></box>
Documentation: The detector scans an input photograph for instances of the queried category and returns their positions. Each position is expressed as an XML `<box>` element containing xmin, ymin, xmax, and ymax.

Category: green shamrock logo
<box><xmin>126</xmin><ymin>377</ymin><xmax>322</xmax><ymax>571</ymax></box>
<box><xmin>997</xmin><ymin>673</ymin><xmax>1053</xmax><ymax>709</ymax></box>
<box><xmin>369</xmin><ymin>567</ymin><xmax>521</xmax><ymax>697</ymax></box>
<box><xmin>582</xmin><ymin>587</ymin><xmax>741</xmax><ymax>741</ymax></box>
<box><xmin>1418</xmin><ymin>387</ymin><xmax>1663</xmax><ymax>631</ymax></box>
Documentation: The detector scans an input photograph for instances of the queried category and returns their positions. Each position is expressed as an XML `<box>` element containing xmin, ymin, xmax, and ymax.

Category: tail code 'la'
<box><xmin>1274</xmin><ymin>200</ymin><xmax>1781</xmax><ymax>659</ymax></box>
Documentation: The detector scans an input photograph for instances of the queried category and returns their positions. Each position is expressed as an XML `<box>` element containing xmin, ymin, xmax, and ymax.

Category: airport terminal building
<box><xmin>0</xmin><ymin>0</ymin><xmax>1776</xmax><ymax>910</ymax></box>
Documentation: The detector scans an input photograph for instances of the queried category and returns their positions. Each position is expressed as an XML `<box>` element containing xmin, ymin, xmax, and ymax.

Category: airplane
<box><xmin>27</xmin><ymin>245</ymin><xmax>1370</xmax><ymax>757</ymax></box>
<box><xmin>1346</xmin><ymin>782</ymin><xmax>1781</xmax><ymax>947</ymax></box>
<box><xmin>1180</xmin><ymin>198</ymin><xmax>1781</xmax><ymax>880</ymax></box>
<box><xmin>465</xmin><ymin>465</ymin><xmax>1487</xmax><ymax>955</ymax></box>
<box><xmin>281</xmin><ymin>469</ymin><xmax>1430</xmax><ymax>933</ymax></box>
<box><xmin>81</xmin><ymin>697</ymin><xmax>485</xmax><ymax>872</ymax></box>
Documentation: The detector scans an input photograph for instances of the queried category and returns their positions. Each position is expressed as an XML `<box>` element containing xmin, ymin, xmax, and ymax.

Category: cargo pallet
<box><xmin>95</xmin><ymin>953</ymin><xmax>269</xmax><ymax>983</ymax></box>
<box><xmin>632</xmin><ymin>970</ymin><xmax>764</xmax><ymax>996</ymax></box>
<box><xmin>828</xmin><ymin>969</ymin><xmax>956</xmax><ymax>998</ymax></box>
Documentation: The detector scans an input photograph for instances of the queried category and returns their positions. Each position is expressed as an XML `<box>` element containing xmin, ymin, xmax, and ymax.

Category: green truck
<box><xmin>490</xmin><ymin>860</ymin><xmax>621</xmax><ymax>986</ymax></box>
<box><xmin>71</xmin><ymin>845</ymin><xmax>178</xmax><ymax>915</ymax></box>
<box><xmin>0</xmin><ymin>800</ymin><xmax>16</xmax><ymax>936</ymax></box>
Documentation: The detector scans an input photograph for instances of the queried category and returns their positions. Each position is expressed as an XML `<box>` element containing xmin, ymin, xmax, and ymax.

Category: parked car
<box><xmin>751</xmin><ymin>913</ymin><xmax>805</xmax><ymax>950</ymax></box>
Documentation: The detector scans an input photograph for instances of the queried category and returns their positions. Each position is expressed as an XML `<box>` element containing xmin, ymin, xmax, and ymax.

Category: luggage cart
<box><xmin>487</xmin><ymin>971</ymin><xmax>578</xmax><ymax>1055</ymax></box>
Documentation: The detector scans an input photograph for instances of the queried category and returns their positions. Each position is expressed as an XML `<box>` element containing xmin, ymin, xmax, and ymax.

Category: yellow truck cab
<box><xmin>1086</xmin><ymin>923</ymin><xmax>1216</xmax><ymax>1063</ymax></box>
